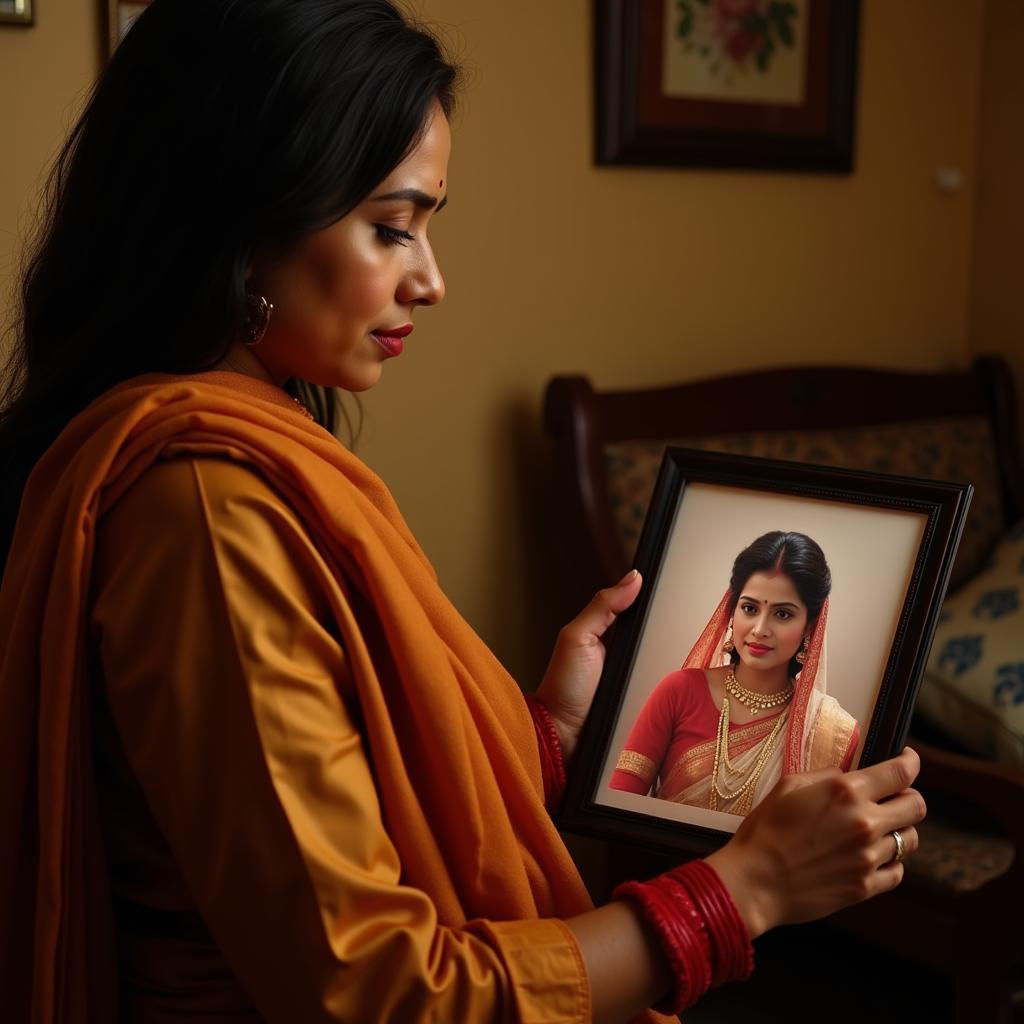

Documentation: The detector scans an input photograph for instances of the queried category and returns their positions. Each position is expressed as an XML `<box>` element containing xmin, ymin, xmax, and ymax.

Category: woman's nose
<box><xmin>751</xmin><ymin>613</ymin><xmax>771</xmax><ymax>637</ymax></box>
<box><xmin>400</xmin><ymin>241</ymin><xmax>445</xmax><ymax>307</ymax></box>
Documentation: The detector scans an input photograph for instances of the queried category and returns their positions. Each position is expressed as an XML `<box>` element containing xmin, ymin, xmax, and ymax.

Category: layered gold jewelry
<box><xmin>723</xmin><ymin>670</ymin><xmax>793</xmax><ymax>716</ymax></box>
<box><xmin>710</xmin><ymin>695</ymin><xmax>788</xmax><ymax>815</ymax></box>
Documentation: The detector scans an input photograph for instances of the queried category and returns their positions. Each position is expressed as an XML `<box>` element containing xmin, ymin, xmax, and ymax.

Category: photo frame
<box><xmin>0</xmin><ymin>0</ymin><xmax>33</xmax><ymax>27</ymax></box>
<box><xmin>104</xmin><ymin>0</ymin><xmax>150</xmax><ymax>58</ymax></box>
<box><xmin>560</xmin><ymin>447</ymin><xmax>971</xmax><ymax>857</ymax></box>
<box><xmin>595</xmin><ymin>0</ymin><xmax>860</xmax><ymax>170</ymax></box>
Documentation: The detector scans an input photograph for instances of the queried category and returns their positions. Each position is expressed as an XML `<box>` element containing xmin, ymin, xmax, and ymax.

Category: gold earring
<box><xmin>722</xmin><ymin>623</ymin><xmax>735</xmax><ymax>654</ymax></box>
<box><xmin>795</xmin><ymin>635</ymin><xmax>810</xmax><ymax>665</ymax></box>
<box><xmin>243</xmin><ymin>292</ymin><xmax>274</xmax><ymax>346</ymax></box>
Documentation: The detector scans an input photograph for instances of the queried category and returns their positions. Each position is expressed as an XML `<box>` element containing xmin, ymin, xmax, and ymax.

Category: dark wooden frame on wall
<box><xmin>0</xmin><ymin>0</ymin><xmax>34</xmax><ymax>27</ymax></box>
<box><xmin>559</xmin><ymin>447</ymin><xmax>971</xmax><ymax>857</ymax></box>
<box><xmin>595</xmin><ymin>0</ymin><xmax>860</xmax><ymax>171</ymax></box>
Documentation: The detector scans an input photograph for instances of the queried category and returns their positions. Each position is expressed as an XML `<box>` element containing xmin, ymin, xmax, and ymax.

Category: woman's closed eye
<box><xmin>375</xmin><ymin>224</ymin><xmax>416</xmax><ymax>247</ymax></box>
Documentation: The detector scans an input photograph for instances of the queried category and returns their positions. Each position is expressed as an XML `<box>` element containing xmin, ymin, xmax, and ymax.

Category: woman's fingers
<box><xmin>872</xmin><ymin>823</ymin><xmax>921</xmax><ymax>864</ymax></box>
<box><xmin>536</xmin><ymin>572</ymin><xmax>644</xmax><ymax>759</ymax></box>
<box><xmin>560</xmin><ymin>570</ymin><xmax>642</xmax><ymax>645</ymax></box>
<box><xmin>847</xmin><ymin>747</ymin><xmax>921</xmax><ymax>802</ymax></box>
<box><xmin>873</xmin><ymin>789</ymin><xmax>927</xmax><ymax>837</ymax></box>
<box><xmin>866</xmin><ymin>825</ymin><xmax>920</xmax><ymax>896</ymax></box>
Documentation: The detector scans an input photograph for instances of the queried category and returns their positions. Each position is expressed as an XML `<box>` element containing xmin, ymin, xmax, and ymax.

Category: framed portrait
<box><xmin>560</xmin><ymin>447</ymin><xmax>971</xmax><ymax>856</ymax></box>
<box><xmin>595</xmin><ymin>0</ymin><xmax>860</xmax><ymax>170</ymax></box>
<box><xmin>0</xmin><ymin>0</ymin><xmax>33</xmax><ymax>27</ymax></box>
<box><xmin>104</xmin><ymin>0</ymin><xmax>150</xmax><ymax>57</ymax></box>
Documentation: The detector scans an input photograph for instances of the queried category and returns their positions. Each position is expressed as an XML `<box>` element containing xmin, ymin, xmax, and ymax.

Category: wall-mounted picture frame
<box><xmin>0</xmin><ymin>0</ymin><xmax>33</xmax><ymax>27</ymax></box>
<box><xmin>104</xmin><ymin>0</ymin><xmax>150</xmax><ymax>58</ymax></box>
<box><xmin>595</xmin><ymin>0</ymin><xmax>860</xmax><ymax>170</ymax></box>
<box><xmin>560</xmin><ymin>447</ymin><xmax>970</xmax><ymax>857</ymax></box>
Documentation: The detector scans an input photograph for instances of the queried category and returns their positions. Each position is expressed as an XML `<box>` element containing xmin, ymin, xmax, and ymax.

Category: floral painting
<box><xmin>663</xmin><ymin>0</ymin><xmax>809</xmax><ymax>106</ymax></box>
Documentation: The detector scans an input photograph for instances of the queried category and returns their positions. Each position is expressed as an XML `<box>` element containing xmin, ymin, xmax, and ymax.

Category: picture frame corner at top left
<box><xmin>0</xmin><ymin>0</ymin><xmax>35</xmax><ymax>29</ymax></box>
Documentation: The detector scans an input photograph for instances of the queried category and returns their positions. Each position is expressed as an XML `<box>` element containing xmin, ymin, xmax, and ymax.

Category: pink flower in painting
<box><xmin>712</xmin><ymin>0</ymin><xmax>767</xmax><ymax>64</ymax></box>
<box><xmin>675</xmin><ymin>0</ymin><xmax>798</xmax><ymax>76</ymax></box>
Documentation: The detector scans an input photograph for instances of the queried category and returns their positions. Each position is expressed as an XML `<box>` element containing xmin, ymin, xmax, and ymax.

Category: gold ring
<box><xmin>889</xmin><ymin>829</ymin><xmax>905</xmax><ymax>865</ymax></box>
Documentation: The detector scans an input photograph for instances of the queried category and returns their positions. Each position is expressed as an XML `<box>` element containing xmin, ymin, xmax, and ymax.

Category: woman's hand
<box><xmin>535</xmin><ymin>570</ymin><xmax>642</xmax><ymax>762</ymax></box>
<box><xmin>705</xmin><ymin>747</ymin><xmax>926</xmax><ymax>938</ymax></box>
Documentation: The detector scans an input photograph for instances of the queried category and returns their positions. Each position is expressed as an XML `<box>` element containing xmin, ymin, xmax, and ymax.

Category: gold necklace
<box><xmin>724</xmin><ymin>669</ymin><xmax>793</xmax><ymax>716</ymax></box>
<box><xmin>709</xmin><ymin>696</ymin><xmax>788</xmax><ymax>815</ymax></box>
<box><xmin>289</xmin><ymin>395</ymin><xmax>315</xmax><ymax>421</ymax></box>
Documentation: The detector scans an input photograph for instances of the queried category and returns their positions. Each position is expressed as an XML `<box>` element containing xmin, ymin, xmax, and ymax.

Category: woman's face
<box><xmin>243</xmin><ymin>101</ymin><xmax>451</xmax><ymax>391</ymax></box>
<box><xmin>731</xmin><ymin>571</ymin><xmax>809</xmax><ymax>675</ymax></box>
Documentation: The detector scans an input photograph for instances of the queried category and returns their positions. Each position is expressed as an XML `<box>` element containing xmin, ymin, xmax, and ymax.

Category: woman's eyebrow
<box><xmin>371</xmin><ymin>188</ymin><xmax>447</xmax><ymax>212</ymax></box>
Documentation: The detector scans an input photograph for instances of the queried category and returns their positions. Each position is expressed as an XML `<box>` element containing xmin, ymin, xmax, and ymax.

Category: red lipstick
<box><xmin>370</xmin><ymin>323</ymin><xmax>413</xmax><ymax>357</ymax></box>
<box><xmin>746</xmin><ymin>643</ymin><xmax>772</xmax><ymax>656</ymax></box>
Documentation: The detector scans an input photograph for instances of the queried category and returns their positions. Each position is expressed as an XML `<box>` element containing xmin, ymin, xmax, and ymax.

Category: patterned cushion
<box><xmin>603</xmin><ymin>416</ymin><xmax>1004</xmax><ymax>592</ymax></box>
<box><xmin>905</xmin><ymin>815</ymin><xmax>1015</xmax><ymax>892</ymax></box>
<box><xmin>915</xmin><ymin>519</ymin><xmax>1024</xmax><ymax>770</ymax></box>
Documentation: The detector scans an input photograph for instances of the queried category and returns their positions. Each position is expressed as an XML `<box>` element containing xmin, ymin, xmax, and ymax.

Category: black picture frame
<box><xmin>595</xmin><ymin>0</ymin><xmax>860</xmax><ymax>171</ymax></box>
<box><xmin>559</xmin><ymin>447</ymin><xmax>971</xmax><ymax>857</ymax></box>
<box><xmin>0</xmin><ymin>0</ymin><xmax>33</xmax><ymax>27</ymax></box>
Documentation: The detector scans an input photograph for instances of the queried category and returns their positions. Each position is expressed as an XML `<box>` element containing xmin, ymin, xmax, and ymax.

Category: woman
<box><xmin>612</xmin><ymin>532</ymin><xmax>859</xmax><ymax>815</ymax></box>
<box><xmin>0</xmin><ymin>2</ymin><xmax>923</xmax><ymax>1022</ymax></box>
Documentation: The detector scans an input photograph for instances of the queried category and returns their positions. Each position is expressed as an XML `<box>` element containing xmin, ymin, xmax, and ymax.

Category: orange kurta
<box><xmin>0</xmin><ymin>372</ymin><xmax>672</xmax><ymax>1023</ymax></box>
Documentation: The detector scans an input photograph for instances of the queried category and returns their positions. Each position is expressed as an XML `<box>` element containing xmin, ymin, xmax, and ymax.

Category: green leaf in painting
<box><xmin>745</xmin><ymin>12</ymin><xmax>769</xmax><ymax>34</ymax></box>
<box><xmin>767</xmin><ymin>0</ymin><xmax>797</xmax><ymax>46</ymax></box>
<box><xmin>677</xmin><ymin>0</ymin><xmax>694</xmax><ymax>39</ymax></box>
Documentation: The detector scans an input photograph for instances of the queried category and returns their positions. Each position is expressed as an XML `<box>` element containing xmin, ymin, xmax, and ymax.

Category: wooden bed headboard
<box><xmin>542</xmin><ymin>356</ymin><xmax>1024</xmax><ymax>617</ymax></box>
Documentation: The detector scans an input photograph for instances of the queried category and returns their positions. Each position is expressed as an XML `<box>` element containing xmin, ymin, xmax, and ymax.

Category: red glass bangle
<box><xmin>612</xmin><ymin>859</ymin><xmax>754</xmax><ymax>1014</ymax></box>
<box><xmin>525</xmin><ymin>695</ymin><xmax>566</xmax><ymax>809</ymax></box>
<box><xmin>612</xmin><ymin>876</ymin><xmax>711</xmax><ymax>1014</ymax></box>
<box><xmin>669</xmin><ymin>860</ymin><xmax>754</xmax><ymax>985</ymax></box>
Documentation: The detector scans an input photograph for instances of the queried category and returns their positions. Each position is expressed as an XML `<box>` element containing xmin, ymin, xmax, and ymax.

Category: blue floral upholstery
<box><xmin>917</xmin><ymin>519</ymin><xmax>1024</xmax><ymax>770</ymax></box>
<box><xmin>603</xmin><ymin>416</ymin><xmax>1004</xmax><ymax>593</ymax></box>
<box><xmin>906</xmin><ymin>817</ymin><xmax>1015</xmax><ymax>892</ymax></box>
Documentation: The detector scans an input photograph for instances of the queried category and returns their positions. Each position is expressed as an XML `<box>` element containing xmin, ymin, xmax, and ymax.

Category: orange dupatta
<box><xmin>0</xmin><ymin>372</ymin><xmax>600</xmax><ymax>1021</ymax></box>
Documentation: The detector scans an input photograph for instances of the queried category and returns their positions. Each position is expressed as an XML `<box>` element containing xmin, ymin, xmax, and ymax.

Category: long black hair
<box><xmin>0</xmin><ymin>0</ymin><xmax>459</xmax><ymax>570</ymax></box>
<box><xmin>727</xmin><ymin>530</ymin><xmax>832</xmax><ymax>676</ymax></box>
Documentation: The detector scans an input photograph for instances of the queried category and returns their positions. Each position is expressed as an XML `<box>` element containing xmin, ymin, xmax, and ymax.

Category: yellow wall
<box><xmin>971</xmin><ymin>0</ymin><xmax>1024</xmax><ymax>430</ymax></box>
<box><xmin>0</xmin><ymin>0</ymin><xmax>100</xmax><ymax>333</ymax></box>
<box><xmin>0</xmin><ymin>1</ymin><xmax>989</xmax><ymax>683</ymax></box>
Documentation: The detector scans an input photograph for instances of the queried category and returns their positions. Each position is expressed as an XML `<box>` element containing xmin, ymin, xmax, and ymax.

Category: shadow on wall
<box><xmin>489</xmin><ymin>393</ymin><xmax>569</xmax><ymax>690</ymax></box>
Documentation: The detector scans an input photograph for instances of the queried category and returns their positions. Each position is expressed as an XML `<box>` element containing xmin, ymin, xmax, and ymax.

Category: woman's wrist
<box><xmin>703</xmin><ymin>844</ymin><xmax>776</xmax><ymax>939</ymax></box>
<box><xmin>525</xmin><ymin>695</ymin><xmax>567</xmax><ymax>808</ymax></box>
